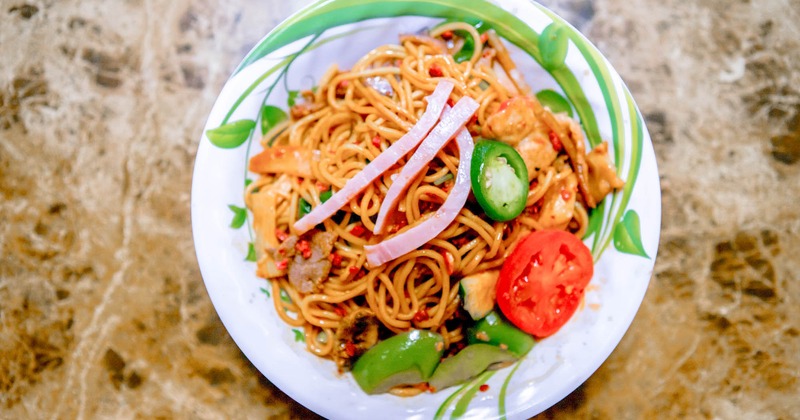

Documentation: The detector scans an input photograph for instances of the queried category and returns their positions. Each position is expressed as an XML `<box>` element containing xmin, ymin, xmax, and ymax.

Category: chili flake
<box><xmin>350</xmin><ymin>224</ymin><xmax>367</xmax><ymax>237</ymax></box>
<box><xmin>275</xmin><ymin>259</ymin><xmax>289</xmax><ymax>270</ymax></box>
<box><xmin>329</xmin><ymin>252</ymin><xmax>343</xmax><ymax>267</ymax></box>
<box><xmin>442</xmin><ymin>251</ymin><xmax>455</xmax><ymax>275</ymax></box>
<box><xmin>344</xmin><ymin>341</ymin><xmax>356</xmax><ymax>357</ymax></box>
<box><xmin>295</xmin><ymin>239</ymin><xmax>312</xmax><ymax>259</ymax></box>
<box><xmin>429</xmin><ymin>64</ymin><xmax>443</xmax><ymax>77</ymax></box>
<box><xmin>549</xmin><ymin>131</ymin><xmax>563</xmax><ymax>152</ymax></box>
<box><xmin>413</xmin><ymin>308</ymin><xmax>430</xmax><ymax>323</ymax></box>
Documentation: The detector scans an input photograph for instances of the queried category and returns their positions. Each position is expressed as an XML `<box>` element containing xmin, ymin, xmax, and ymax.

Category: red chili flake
<box><xmin>334</xmin><ymin>306</ymin><xmax>347</xmax><ymax>317</ymax></box>
<box><xmin>344</xmin><ymin>341</ymin><xmax>356</xmax><ymax>357</ymax></box>
<box><xmin>560</xmin><ymin>188</ymin><xmax>572</xmax><ymax>201</ymax></box>
<box><xmin>275</xmin><ymin>259</ymin><xmax>289</xmax><ymax>270</ymax></box>
<box><xmin>315</xmin><ymin>181</ymin><xmax>328</xmax><ymax>192</ymax></box>
<box><xmin>276</xmin><ymin>229</ymin><xmax>289</xmax><ymax>242</ymax></box>
<box><xmin>337</xmin><ymin>79</ymin><xmax>349</xmax><ymax>89</ymax></box>
<box><xmin>479</xmin><ymin>384</ymin><xmax>490</xmax><ymax>392</ymax></box>
<box><xmin>441</xmin><ymin>30</ymin><xmax>453</xmax><ymax>40</ymax></box>
<box><xmin>549</xmin><ymin>131</ymin><xmax>563</xmax><ymax>152</ymax></box>
<box><xmin>429</xmin><ymin>64</ymin><xmax>443</xmax><ymax>77</ymax></box>
<box><xmin>446</xmin><ymin>97</ymin><xmax>455</xmax><ymax>107</ymax></box>
<box><xmin>295</xmin><ymin>239</ymin><xmax>312</xmax><ymax>259</ymax></box>
<box><xmin>350</xmin><ymin>224</ymin><xmax>367</xmax><ymax>237</ymax></box>
<box><xmin>371</xmin><ymin>135</ymin><xmax>382</xmax><ymax>148</ymax></box>
<box><xmin>480</xmin><ymin>33</ymin><xmax>489</xmax><ymax>44</ymax></box>
<box><xmin>355</xmin><ymin>269</ymin><xmax>367</xmax><ymax>280</ymax></box>
<box><xmin>442</xmin><ymin>251</ymin><xmax>455</xmax><ymax>275</ymax></box>
<box><xmin>349</xmin><ymin>266</ymin><xmax>359</xmax><ymax>275</ymax></box>
<box><xmin>529</xmin><ymin>179</ymin><xmax>539</xmax><ymax>191</ymax></box>
<box><xmin>329</xmin><ymin>253</ymin><xmax>343</xmax><ymax>267</ymax></box>
<box><xmin>413</xmin><ymin>309</ymin><xmax>430</xmax><ymax>323</ymax></box>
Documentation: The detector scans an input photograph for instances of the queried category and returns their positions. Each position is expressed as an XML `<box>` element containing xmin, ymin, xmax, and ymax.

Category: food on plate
<box><xmin>244</xmin><ymin>21</ymin><xmax>623</xmax><ymax>395</ymax></box>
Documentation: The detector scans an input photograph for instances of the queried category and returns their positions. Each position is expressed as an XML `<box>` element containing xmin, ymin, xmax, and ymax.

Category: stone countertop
<box><xmin>1</xmin><ymin>0</ymin><xmax>798</xmax><ymax>418</ymax></box>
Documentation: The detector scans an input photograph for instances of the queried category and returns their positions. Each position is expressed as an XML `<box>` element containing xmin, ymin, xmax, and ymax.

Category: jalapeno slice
<box><xmin>470</xmin><ymin>140</ymin><xmax>528</xmax><ymax>221</ymax></box>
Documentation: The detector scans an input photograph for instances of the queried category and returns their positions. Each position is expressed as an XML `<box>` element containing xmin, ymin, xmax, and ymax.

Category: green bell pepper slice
<box><xmin>428</xmin><ymin>343</ymin><xmax>518</xmax><ymax>392</ymax></box>
<box><xmin>470</xmin><ymin>139</ymin><xmax>528</xmax><ymax>221</ymax></box>
<box><xmin>351</xmin><ymin>330</ymin><xmax>444</xmax><ymax>394</ymax></box>
<box><xmin>467</xmin><ymin>311</ymin><xmax>535</xmax><ymax>357</ymax></box>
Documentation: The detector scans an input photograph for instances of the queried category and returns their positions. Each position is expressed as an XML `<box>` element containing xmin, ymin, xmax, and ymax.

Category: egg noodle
<box><xmin>245</xmin><ymin>22</ymin><xmax>614</xmax><ymax>395</ymax></box>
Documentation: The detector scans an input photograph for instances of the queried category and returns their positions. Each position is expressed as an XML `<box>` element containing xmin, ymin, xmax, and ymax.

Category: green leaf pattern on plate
<box><xmin>539</xmin><ymin>22</ymin><xmax>569</xmax><ymax>70</ymax></box>
<box><xmin>245</xmin><ymin>242</ymin><xmax>257</xmax><ymax>262</ymax></box>
<box><xmin>206</xmin><ymin>119</ymin><xmax>256</xmax><ymax>149</ymax></box>
<box><xmin>287</xmin><ymin>90</ymin><xmax>300</xmax><ymax>107</ymax></box>
<box><xmin>228</xmin><ymin>204</ymin><xmax>247</xmax><ymax>229</ymax></box>
<box><xmin>261</xmin><ymin>105</ymin><xmax>288</xmax><ymax>135</ymax></box>
<box><xmin>614</xmin><ymin>209</ymin><xmax>649</xmax><ymax>258</ymax></box>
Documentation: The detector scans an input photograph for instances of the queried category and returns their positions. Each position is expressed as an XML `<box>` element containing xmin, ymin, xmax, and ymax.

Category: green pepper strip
<box><xmin>428</xmin><ymin>343</ymin><xmax>517</xmax><ymax>392</ymax></box>
<box><xmin>351</xmin><ymin>330</ymin><xmax>444</xmax><ymax>394</ymax></box>
<box><xmin>467</xmin><ymin>311</ymin><xmax>535</xmax><ymax>357</ymax></box>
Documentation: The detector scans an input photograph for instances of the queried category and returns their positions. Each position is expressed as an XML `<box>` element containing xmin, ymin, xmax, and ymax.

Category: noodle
<box><xmin>245</xmin><ymin>27</ymin><xmax>618</xmax><ymax>374</ymax></box>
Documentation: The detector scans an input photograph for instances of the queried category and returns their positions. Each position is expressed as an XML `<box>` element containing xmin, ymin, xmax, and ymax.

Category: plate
<box><xmin>191</xmin><ymin>1</ymin><xmax>661</xmax><ymax>418</ymax></box>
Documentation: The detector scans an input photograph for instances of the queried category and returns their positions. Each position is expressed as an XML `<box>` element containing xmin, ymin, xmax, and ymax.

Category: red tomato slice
<box><xmin>496</xmin><ymin>230</ymin><xmax>594</xmax><ymax>338</ymax></box>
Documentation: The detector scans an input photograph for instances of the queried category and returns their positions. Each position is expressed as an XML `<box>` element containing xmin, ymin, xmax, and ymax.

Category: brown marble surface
<box><xmin>1</xmin><ymin>0</ymin><xmax>798</xmax><ymax>418</ymax></box>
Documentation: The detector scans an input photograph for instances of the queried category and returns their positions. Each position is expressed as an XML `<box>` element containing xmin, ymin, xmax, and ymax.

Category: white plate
<box><xmin>191</xmin><ymin>1</ymin><xmax>660</xmax><ymax>418</ymax></box>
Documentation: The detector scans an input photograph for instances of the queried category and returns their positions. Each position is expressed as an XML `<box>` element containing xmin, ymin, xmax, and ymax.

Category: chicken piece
<box><xmin>537</xmin><ymin>173</ymin><xmax>578</xmax><ymax>230</ymax></box>
<box><xmin>249</xmin><ymin>145</ymin><xmax>314</xmax><ymax>178</ymax></box>
<box><xmin>515</xmin><ymin>133</ymin><xmax>558</xmax><ymax>181</ymax></box>
<box><xmin>482</xmin><ymin>96</ymin><xmax>539</xmax><ymax>146</ymax></box>
<box><xmin>586</xmin><ymin>141</ymin><xmax>625</xmax><ymax>204</ymax></box>
<box><xmin>333</xmin><ymin>309</ymin><xmax>380</xmax><ymax>372</ymax></box>
<box><xmin>549</xmin><ymin>113</ymin><xmax>595</xmax><ymax>208</ymax></box>
<box><xmin>272</xmin><ymin>231</ymin><xmax>337</xmax><ymax>293</ymax></box>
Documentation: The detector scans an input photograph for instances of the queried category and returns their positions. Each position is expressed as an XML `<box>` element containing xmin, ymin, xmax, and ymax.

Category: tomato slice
<box><xmin>496</xmin><ymin>230</ymin><xmax>594</xmax><ymax>338</ymax></box>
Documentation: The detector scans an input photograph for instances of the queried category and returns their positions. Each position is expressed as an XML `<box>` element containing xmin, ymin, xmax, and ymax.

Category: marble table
<box><xmin>1</xmin><ymin>0</ymin><xmax>798</xmax><ymax>418</ymax></box>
